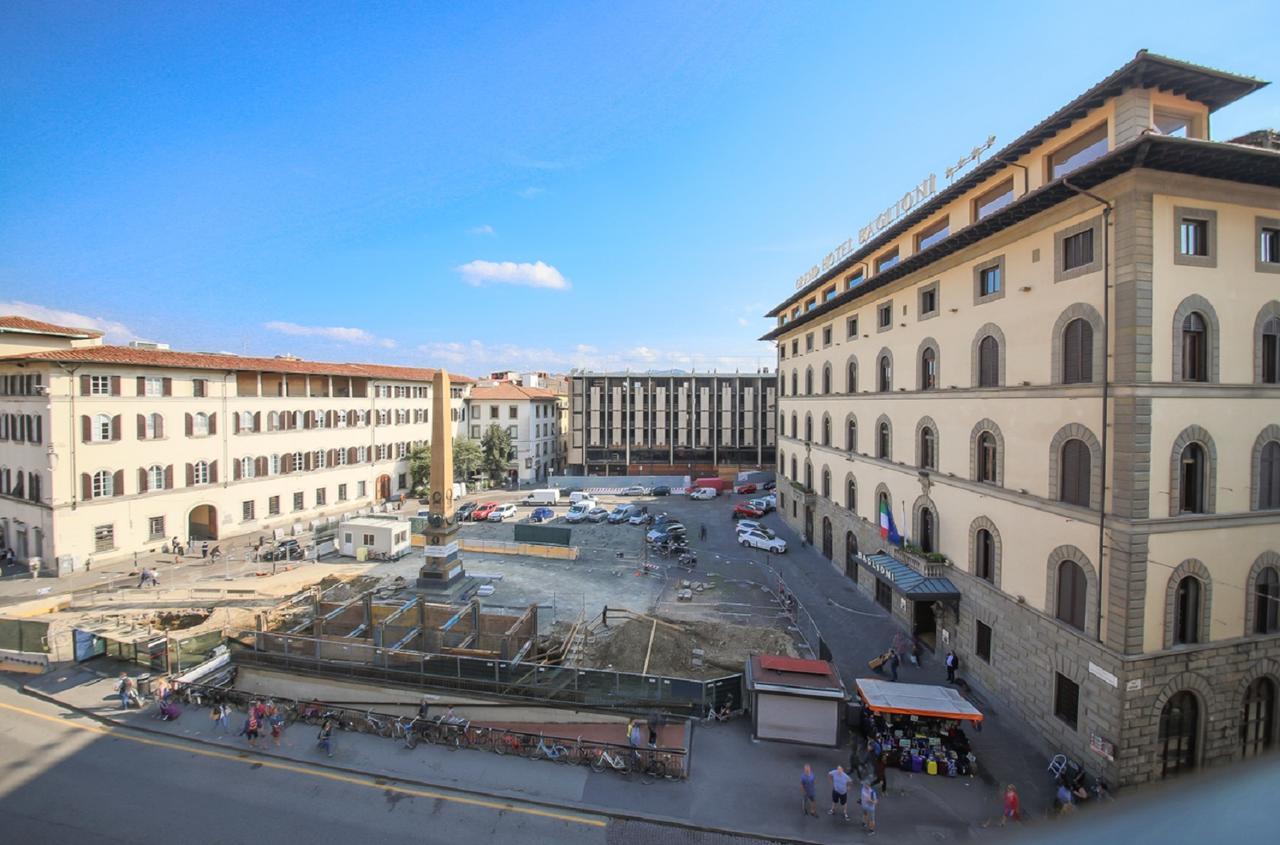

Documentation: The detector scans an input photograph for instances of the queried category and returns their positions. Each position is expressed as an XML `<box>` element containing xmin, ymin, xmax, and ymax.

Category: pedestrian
<box><xmin>647</xmin><ymin>711</ymin><xmax>660</xmax><ymax>748</ymax></box>
<box><xmin>210</xmin><ymin>702</ymin><xmax>227</xmax><ymax>732</ymax></box>
<box><xmin>1000</xmin><ymin>784</ymin><xmax>1021</xmax><ymax>826</ymax></box>
<box><xmin>1055</xmin><ymin>779</ymin><xmax>1076</xmax><ymax>816</ymax></box>
<box><xmin>417</xmin><ymin>695</ymin><xmax>431</xmax><ymax>722</ymax></box>
<box><xmin>269</xmin><ymin>704</ymin><xmax>283</xmax><ymax>748</ymax></box>
<box><xmin>246</xmin><ymin>713</ymin><xmax>261</xmax><ymax>748</ymax></box>
<box><xmin>888</xmin><ymin>649</ymin><xmax>900</xmax><ymax>682</ymax></box>
<box><xmin>138</xmin><ymin>568</ymin><xmax>151</xmax><ymax>588</ymax></box>
<box><xmin>201</xmin><ymin>541</ymin><xmax>209</xmax><ymax>559</ymax></box>
<box><xmin>827</xmin><ymin>765</ymin><xmax>852</xmax><ymax>820</ymax></box>
<box><xmin>945</xmin><ymin>651</ymin><xmax>958</xmax><ymax>683</ymax></box>
<box><xmin>873</xmin><ymin>753</ymin><xmax>889</xmax><ymax>793</ymax></box>
<box><xmin>29</xmin><ymin>557</ymin><xmax>39</xmax><ymax>579</ymax></box>
<box><xmin>699</xmin><ymin>523</ymin><xmax>707</xmax><ymax>541</ymax></box>
<box><xmin>317</xmin><ymin>718</ymin><xmax>334</xmax><ymax>757</ymax></box>
<box><xmin>800</xmin><ymin>764</ymin><xmax>818</xmax><ymax>817</ymax></box>
<box><xmin>116</xmin><ymin>672</ymin><xmax>132</xmax><ymax>710</ymax></box>
<box><xmin>84</xmin><ymin>556</ymin><xmax>92</xmax><ymax>572</ymax></box>
<box><xmin>860</xmin><ymin>779</ymin><xmax>879</xmax><ymax>835</ymax></box>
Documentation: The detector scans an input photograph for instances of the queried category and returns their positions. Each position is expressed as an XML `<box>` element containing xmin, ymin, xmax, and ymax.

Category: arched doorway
<box><xmin>821</xmin><ymin>518</ymin><xmax>833</xmax><ymax>560</ymax></box>
<box><xmin>845</xmin><ymin>531</ymin><xmax>859</xmax><ymax>579</ymax></box>
<box><xmin>1158</xmin><ymin>691</ymin><xmax>1200</xmax><ymax>778</ymax></box>
<box><xmin>804</xmin><ymin>506</ymin><xmax>814</xmax><ymax>545</ymax></box>
<box><xmin>188</xmin><ymin>505</ymin><xmax>218</xmax><ymax>541</ymax></box>
<box><xmin>376</xmin><ymin>474</ymin><xmax>391</xmax><ymax>501</ymax></box>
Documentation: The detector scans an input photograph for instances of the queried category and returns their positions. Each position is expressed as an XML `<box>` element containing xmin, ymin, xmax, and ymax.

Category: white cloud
<box><xmin>468</xmin><ymin>224</ymin><xmax>495</xmax><ymax>236</ymax></box>
<box><xmin>263</xmin><ymin>321</ymin><xmax>396</xmax><ymax>348</ymax></box>
<box><xmin>455</xmin><ymin>260</ymin><xmax>569</xmax><ymax>291</ymax></box>
<box><xmin>517</xmin><ymin>186</ymin><xmax>544</xmax><ymax>199</ymax></box>
<box><xmin>0</xmin><ymin>300</ymin><xmax>138</xmax><ymax>343</ymax></box>
<box><xmin>737</xmin><ymin>317</ymin><xmax>750</xmax><ymax>327</ymax></box>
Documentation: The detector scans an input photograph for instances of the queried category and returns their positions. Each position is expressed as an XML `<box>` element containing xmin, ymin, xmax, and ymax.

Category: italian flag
<box><xmin>879</xmin><ymin>498</ymin><xmax>891</xmax><ymax>540</ymax></box>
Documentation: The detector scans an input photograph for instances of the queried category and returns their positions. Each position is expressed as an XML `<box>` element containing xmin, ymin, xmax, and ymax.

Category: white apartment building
<box><xmin>0</xmin><ymin>316</ymin><xmax>473</xmax><ymax>567</ymax></box>
<box><xmin>464</xmin><ymin>383</ymin><xmax>561</xmax><ymax>483</ymax></box>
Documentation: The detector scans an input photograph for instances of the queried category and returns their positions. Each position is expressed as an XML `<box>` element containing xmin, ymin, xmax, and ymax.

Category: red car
<box><xmin>734</xmin><ymin>483</ymin><xmax>758</xmax><ymax>494</ymax></box>
<box><xmin>471</xmin><ymin>502</ymin><xmax>500</xmax><ymax>521</ymax></box>
<box><xmin>733</xmin><ymin>502</ymin><xmax>765</xmax><ymax>520</ymax></box>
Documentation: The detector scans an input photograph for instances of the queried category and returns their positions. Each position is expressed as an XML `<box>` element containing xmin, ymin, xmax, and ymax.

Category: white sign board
<box><xmin>1088</xmin><ymin>661</ymin><xmax>1118</xmax><ymax>688</ymax></box>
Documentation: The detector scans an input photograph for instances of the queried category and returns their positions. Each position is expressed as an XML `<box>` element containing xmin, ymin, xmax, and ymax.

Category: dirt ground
<box><xmin>584</xmin><ymin>616</ymin><xmax>798</xmax><ymax>678</ymax></box>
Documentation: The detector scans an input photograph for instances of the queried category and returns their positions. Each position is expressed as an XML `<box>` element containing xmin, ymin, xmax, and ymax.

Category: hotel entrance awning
<box><xmin>862</xmin><ymin>554</ymin><xmax>959</xmax><ymax>601</ymax></box>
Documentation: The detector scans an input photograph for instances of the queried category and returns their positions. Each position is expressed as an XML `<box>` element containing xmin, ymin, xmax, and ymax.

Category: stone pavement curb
<box><xmin>19</xmin><ymin>682</ymin><xmax>832</xmax><ymax>845</ymax></box>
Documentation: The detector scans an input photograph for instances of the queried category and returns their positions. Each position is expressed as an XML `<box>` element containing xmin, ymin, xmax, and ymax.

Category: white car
<box><xmin>735</xmin><ymin>520</ymin><xmax>776</xmax><ymax>539</ymax></box>
<box><xmin>689</xmin><ymin>487</ymin><xmax>717</xmax><ymax>500</ymax></box>
<box><xmin>487</xmin><ymin>503</ymin><xmax>517</xmax><ymax>522</ymax></box>
<box><xmin>565</xmin><ymin>504</ymin><xmax>591</xmax><ymax>523</ymax></box>
<box><xmin>739</xmin><ymin>529</ymin><xmax>786</xmax><ymax>553</ymax></box>
<box><xmin>620</xmin><ymin>485</ymin><xmax>647</xmax><ymax>496</ymax></box>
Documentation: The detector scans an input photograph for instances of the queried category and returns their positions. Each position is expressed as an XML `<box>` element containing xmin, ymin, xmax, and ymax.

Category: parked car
<box><xmin>585</xmin><ymin>507</ymin><xmax>610</xmax><ymax>523</ymax></box>
<box><xmin>565</xmin><ymin>504</ymin><xmax>591</xmax><ymax>523</ymax></box>
<box><xmin>265</xmin><ymin>538</ymin><xmax>304</xmax><ymax>561</ymax></box>
<box><xmin>569</xmin><ymin>491</ymin><xmax>596</xmax><ymax>505</ymax></box>
<box><xmin>762</xmin><ymin>481</ymin><xmax>777</xmax><ymax>491</ymax></box>
<box><xmin>651</xmin><ymin>513</ymin><xmax>673</xmax><ymax>526</ymax></box>
<box><xmin>651</xmin><ymin>485</ymin><xmax>670</xmax><ymax>496</ymax></box>
<box><xmin>734</xmin><ymin>482</ymin><xmax>758</xmax><ymax>495</ymax></box>
<box><xmin>628</xmin><ymin>509</ymin><xmax>653</xmax><ymax>525</ymax></box>
<box><xmin>471</xmin><ymin>502</ymin><xmax>499</xmax><ymax>521</ymax></box>
<box><xmin>620</xmin><ymin>485</ymin><xmax>647</xmax><ymax>496</ymax></box>
<box><xmin>487</xmin><ymin>503</ymin><xmax>517</xmax><ymax>522</ymax></box>
<box><xmin>646</xmin><ymin>525</ymin><xmax>686</xmax><ymax>544</ymax></box>
<box><xmin>529</xmin><ymin>507</ymin><xmax>555</xmax><ymax>523</ymax></box>
<box><xmin>607</xmin><ymin>504</ymin><xmax>637</xmax><ymax>524</ymax></box>
<box><xmin>739</xmin><ymin>529</ymin><xmax>786</xmax><ymax>553</ymax></box>
<box><xmin>748</xmin><ymin>497</ymin><xmax>775</xmax><ymax>514</ymax></box>
<box><xmin>689</xmin><ymin>487</ymin><xmax>717</xmax><ymax>500</ymax></box>
<box><xmin>455</xmin><ymin>502</ymin><xmax>478</xmax><ymax>521</ymax></box>
<box><xmin>734</xmin><ymin>520</ymin><xmax>776</xmax><ymax>539</ymax></box>
<box><xmin>733</xmin><ymin>502</ymin><xmax>765</xmax><ymax>520</ymax></box>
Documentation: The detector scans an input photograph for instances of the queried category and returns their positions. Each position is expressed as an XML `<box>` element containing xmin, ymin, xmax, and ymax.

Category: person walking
<box><xmin>888</xmin><ymin>649</ymin><xmax>900</xmax><ymax>682</ymax></box>
<box><xmin>29</xmin><ymin>557</ymin><xmax>39</xmax><ymax>579</ymax></box>
<box><xmin>245</xmin><ymin>713</ymin><xmax>261</xmax><ymax>748</ymax></box>
<box><xmin>827</xmin><ymin>765</ymin><xmax>852</xmax><ymax>820</ymax></box>
<box><xmin>873</xmin><ymin>753</ymin><xmax>889</xmax><ymax>793</ymax></box>
<box><xmin>945</xmin><ymin>651</ymin><xmax>958</xmax><ymax>683</ymax></box>
<box><xmin>317</xmin><ymin>718</ymin><xmax>334</xmax><ymax>757</ymax></box>
<box><xmin>860</xmin><ymin>779</ymin><xmax>880</xmax><ymax>835</ymax></box>
<box><xmin>800</xmin><ymin>764</ymin><xmax>818</xmax><ymax>817</ymax></box>
<box><xmin>699</xmin><ymin>523</ymin><xmax>707</xmax><ymax>541</ymax></box>
<box><xmin>201</xmin><ymin>541</ymin><xmax>209</xmax><ymax>559</ymax></box>
<box><xmin>116</xmin><ymin>672</ymin><xmax>132</xmax><ymax>710</ymax></box>
<box><xmin>269</xmin><ymin>704</ymin><xmax>283</xmax><ymax>748</ymax></box>
<box><xmin>1000</xmin><ymin>784</ymin><xmax>1021</xmax><ymax>826</ymax></box>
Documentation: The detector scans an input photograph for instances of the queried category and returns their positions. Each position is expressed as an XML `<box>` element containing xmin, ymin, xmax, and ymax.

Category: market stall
<box><xmin>855</xmin><ymin>678</ymin><xmax>983</xmax><ymax>777</ymax></box>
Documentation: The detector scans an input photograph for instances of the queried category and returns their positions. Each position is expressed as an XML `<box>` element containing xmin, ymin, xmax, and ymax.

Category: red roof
<box><xmin>0</xmin><ymin>344</ymin><xmax>474</xmax><ymax>383</ymax></box>
<box><xmin>468</xmin><ymin>383</ymin><xmax>558</xmax><ymax>400</ymax></box>
<box><xmin>759</xmin><ymin>655</ymin><xmax>834</xmax><ymax>676</ymax></box>
<box><xmin>0</xmin><ymin>315</ymin><xmax>103</xmax><ymax>338</ymax></box>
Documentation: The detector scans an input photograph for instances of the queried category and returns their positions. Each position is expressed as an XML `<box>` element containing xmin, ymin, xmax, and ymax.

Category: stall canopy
<box><xmin>856</xmin><ymin>678</ymin><xmax>984</xmax><ymax>722</ymax></box>
<box><xmin>863</xmin><ymin>554</ymin><xmax>960</xmax><ymax>601</ymax></box>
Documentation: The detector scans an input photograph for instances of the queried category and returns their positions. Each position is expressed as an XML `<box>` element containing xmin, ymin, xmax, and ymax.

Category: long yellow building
<box><xmin>763</xmin><ymin>51</ymin><xmax>1278</xmax><ymax>786</ymax></box>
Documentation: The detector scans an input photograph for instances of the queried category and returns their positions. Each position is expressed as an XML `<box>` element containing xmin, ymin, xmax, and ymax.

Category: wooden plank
<box><xmin>641</xmin><ymin>619</ymin><xmax>658</xmax><ymax>676</ymax></box>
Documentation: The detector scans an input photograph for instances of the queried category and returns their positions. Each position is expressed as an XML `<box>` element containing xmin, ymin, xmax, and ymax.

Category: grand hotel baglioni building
<box><xmin>764</xmin><ymin>52</ymin><xmax>1279</xmax><ymax>787</ymax></box>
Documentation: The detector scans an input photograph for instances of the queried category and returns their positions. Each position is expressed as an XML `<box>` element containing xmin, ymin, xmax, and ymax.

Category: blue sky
<box><xmin>1</xmin><ymin>1</ymin><xmax>1276</xmax><ymax>375</ymax></box>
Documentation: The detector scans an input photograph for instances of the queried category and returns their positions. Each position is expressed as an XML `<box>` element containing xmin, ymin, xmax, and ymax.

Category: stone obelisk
<box><xmin>416</xmin><ymin>369</ymin><xmax>465</xmax><ymax>589</ymax></box>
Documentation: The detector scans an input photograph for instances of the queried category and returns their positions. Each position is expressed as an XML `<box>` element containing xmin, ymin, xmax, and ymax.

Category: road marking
<box><xmin>0</xmin><ymin>699</ymin><xmax>606</xmax><ymax>828</ymax></box>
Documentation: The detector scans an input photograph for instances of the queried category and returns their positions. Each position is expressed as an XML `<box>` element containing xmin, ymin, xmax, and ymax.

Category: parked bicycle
<box><xmin>589</xmin><ymin>745</ymin><xmax>631</xmax><ymax>775</ymax></box>
<box><xmin>363</xmin><ymin>709</ymin><xmax>393</xmax><ymax>738</ymax></box>
<box><xmin>393</xmin><ymin>715</ymin><xmax>423</xmax><ymax>748</ymax></box>
<box><xmin>530</xmin><ymin>733</ymin><xmax>579</xmax><ymax>764</ymax></box>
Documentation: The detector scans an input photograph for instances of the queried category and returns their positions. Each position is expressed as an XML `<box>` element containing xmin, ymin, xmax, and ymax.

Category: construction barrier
<box><xmin>460</xmin><ymin>539</ymin><xmax>578</xmax><ymax>560</ymax></box>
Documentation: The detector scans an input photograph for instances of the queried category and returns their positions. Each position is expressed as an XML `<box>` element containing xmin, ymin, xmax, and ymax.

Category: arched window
<box><xmin>1055</xmin><ymin>560</ymin><xmax>1086</xmax><ymax>630</ymax></box>
<box><xmin>1173</xmin><ymin>576</ymin><xmax>1203</xmax><ymax>644</ymax></box>
<box><xmin>846</xmin><ymin>418</ymin><xmax>857</xmax><ymax>451</ymax></box>
<box><xmin>1262</xmin><ymin>316</ymin><xmax>1280</xmax><ymax>384</ymax></box>
<box><xmin>268</xmin><ymin>411</ymin><xmax>281</xmax><ymax>431</ymax></box>
<box><xmin>846</xmin><ymin>477</ymin><xmax>857</xmax><ymax>511</ymax></box>
<box><xmin>821</xmin><ymin>469</ymin><xmax>831</xmax><ymax>499</ymax></box>
<box><xmin>193</xmin><ymin>412</ymin><xmax>210</xmax><ymax>436</ymax></box>
<box><xmin>1062</xmin><ymin>318</ymin><xmax>1094</xmax><ymax>384</ymax></box>
<box><xmin>92</xmin><ymin>469</ymin><xmax>113</xmax><ymax>498</ymax></box>
<box><xmin>847</xmin><ymin>360</ymin><xmax>858</xmax><ymax>393</ymax></box>
<box><xmin>877</xmin><ymin>354</ymin><xmax>892</xmax><ymax>392</ymax></box>
<box><xmin>790</xmin><ymin>456</ymin><xmax>797</xmax><ymax>481</ymax></box>
<box><xmin>1060</xmin><ymin>439</ymin><xmax>1091</xmax><ymax>506</ymax></box>
<box><xmin>919</xmin><ymin>426</ymin><xmax>936</xmax><ymax>470</ymax></box>
<box><xmin>821</xmin><ymin>517</ymin><xmax>833</xmax><ymax>560</ymax></box>
<box><xmin>192</xmin><ymin>461</ymin><xmax>210</xmax><ymax>485</ymax></box>
<box><xmin>974</xmin><ymin>529</ymin><xmax>995</xmax><ymax>582</ymax></box>
<box><xmin>977</xmin><ymin>432</ymin><xmax>998</xmax><ymax>483</ymax></box>
<box><xmin>804</xmin><ymin>461</ymin><xmax>813</xmax><ymax>490</ymax></box>
<box><xmin>918</xmin><ymin>508</ymin><xmax>936</xmax><ymax>553</ymax></box>
<box><xmin>877</xmin><ymin>422</ymin><xmax>891</xmax><ymax>459</ymax></box>
<box><xmin>1179</xmin><ymin>443</ymin><xmax>1207</xmax><ymax>514</ymax></box>
<box><xmin>28</xmin><ymin>471</ymin><xmax>41</xmax><ymax>503</ymax></box>
<box><xmin>1259</xmin><ymin>440</ymin><xmax>1280</xmax><ymax>510</ymax></box>
<box><xmin>804</xmin><ymin>414</ymin><xmax>813</xmax><ymax>443</ymax></box>
<box><xmin>239</xmin><ymin>411</ymin><xmax>253</xmax><ymax>431</ymax></box>
<box><xmin>1241</xmin><ymin>677</ymin><xmax>1276</xmax><ymax>758</ymax></box>
<box><xmin>822</xmin><ymin>364</ymin><xmax>832</xmax><ymax>395</ymax></box>
<box><xmin>1181</xmin><ymin>312</ymin><xmax>1208</xmax><ymax>381</ymax></box>
<box><xmin>240</xmin><ymin>456</ymin><xmax>255</xmax><ymax>479</ymax></box>
<box><xmin>148</xmin><ymin>465</ymin><xmax>164</xmax><ymax>490</ymax></box>
<box><xmin>93</xmin><ymin>413</ymin><xmax>111</xmax><ymax>442</ymax></box>
<box><xmin>821</xmin><ymin>415</ymin><xmax>831</xmax><ymax>446</ymax></box>
<box><xmin>877</xmin><ymin>490</ymin><xmax>890</xmax><ymax>524</ymax></box>
<box><xmin>790</xmin><ymin>370</ymin><xmax>798</xmax><ymax>396</ymax></box>
<box><xmin>337</xmin><ymin>410</ymin><xmax>348</xmax><ymax>428</ymax></box>
<box><xmin>805</xmin><ymin>368</ymin><xmax>814</xmax><ymax>396</ymax></box>
<box><xmin>1255</xmin><ymin>566</ymin><xmax>1280</xmax><ymax>635</ymax></box>
<box><xmin>790</xmin><ymin>413</ymin><xmax>797</xmax><ymax>439</ymax></box>
<box><xmin>920</xmin><ymin>347</ymin><xmax>937</xmax><ymax>390</ymax></box>
<box><xmin>977</xmin><ymin>335</ymin><xmax>1000</xmax><ymax>387</ymax></box>
<box><xmin>1159</xmin><ymin>692</ymin><xmax>1199</xmax><ymax>779</ymax></box>
<box><xmin>270</xmin><ymin>454</ymin><xmax>281</xmax><ymax>476</ymax></box>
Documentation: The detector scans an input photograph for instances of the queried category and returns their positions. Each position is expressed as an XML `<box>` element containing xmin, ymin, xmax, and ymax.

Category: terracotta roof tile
<box><xmin>468</xmin><ymin>383</ymin><xmax>558</xmax><ymax>400</ymax></box>
<box><xmin>0</xmin><ymin>315</ymin><xmax>103</xmax><ymax>338</ymax></box>
<box><xmin>0</xmin><ymin>344</ymin><xmax>474</xmax><ymax>383</ymax></box>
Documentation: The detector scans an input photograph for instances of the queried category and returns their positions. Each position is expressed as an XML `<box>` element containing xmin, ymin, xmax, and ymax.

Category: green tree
<box><xmin>407</xmin><ymin>444</ymin><xmax>431</xmax><ymax>494</ymax></box>
<box><xmin>453</xmin><ymin>438</ymin><xmax>483</xmax><ymax>483</ymax></box>
<box><xmin>480</xmin><ymin>424</ymin><xmax>513</xmax><ymax>482</ymax></box>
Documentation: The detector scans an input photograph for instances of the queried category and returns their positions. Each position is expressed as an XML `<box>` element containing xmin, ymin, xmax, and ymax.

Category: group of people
<box><xmin>800</xmin><ymin>764</ymin><xmax>880</xmax><ymax>834</ymax></box>
<box><xmin>238</xmin><ymin>699</ymin><xmax>285</xmax><ymax>748</ymax></box>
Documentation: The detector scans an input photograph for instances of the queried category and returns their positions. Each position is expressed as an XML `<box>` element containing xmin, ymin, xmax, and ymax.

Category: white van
<box><xmin>568</xmin><ymin>491</ymin><xmax>595</xmax><ymax>505</ymax></box>
<box><xmin>523</xmin><ymin>488</ymin><xmax>561</xmax><ymax>506</ymax></box>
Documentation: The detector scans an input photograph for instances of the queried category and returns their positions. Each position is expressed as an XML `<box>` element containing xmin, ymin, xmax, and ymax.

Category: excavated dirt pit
<box><xmin>583</xmin><ymin>616</ymin><xmax>799</xmax><ymax>679</ymax></box>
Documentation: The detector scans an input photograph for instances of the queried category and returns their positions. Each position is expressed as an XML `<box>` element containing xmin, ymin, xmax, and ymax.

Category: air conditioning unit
<box><xmin>128</xmin><ymin>340</ymin><xmax>171</xmax><ymax>350</ymax></box>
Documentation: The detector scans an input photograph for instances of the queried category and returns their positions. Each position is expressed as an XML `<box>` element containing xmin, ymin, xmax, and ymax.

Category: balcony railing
<box><xmin>889</xmin><ymin>544</ymin><xmax>952</xmax><ymax>579</ymax></box>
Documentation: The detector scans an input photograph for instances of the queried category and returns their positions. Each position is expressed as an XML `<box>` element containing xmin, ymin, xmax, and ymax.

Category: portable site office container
<box><xmin>338</xmin><ymin>517</ymin><xmax>412</xmax><ymax>559</ymax></box>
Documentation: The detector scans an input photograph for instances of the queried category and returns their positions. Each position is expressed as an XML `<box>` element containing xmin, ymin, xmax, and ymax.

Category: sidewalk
<box><xmin>23</xmin><ymin>661</ymin><xmax>1047</xmax><ymax>843</ymax></box>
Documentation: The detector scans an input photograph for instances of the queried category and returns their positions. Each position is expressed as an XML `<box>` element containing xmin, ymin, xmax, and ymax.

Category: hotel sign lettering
<box><xmin>867</xmin><ymin>557</ymin><xmax>897</xmax><ymax>583</ymax></box>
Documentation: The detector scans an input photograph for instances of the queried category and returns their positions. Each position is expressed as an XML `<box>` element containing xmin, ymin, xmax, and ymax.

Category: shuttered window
<box><xmin>1060</xmin><ymin>439</ymin><xmax>1091</xmax><ymax>507</ymax></box>
<box><xmin>1062</xmin><ymin>318</ymin><xmax>1093</xmax><ymax>384</ymax></box>
<box><xmin>977</xmin><ymin>335</ymin><xmax>999</xmax><ymax>387</ymax></box>
<box><xmin>1055</xmin><ymin>560</ymin><xmax>1086</xmax><ymax>630</ymax></box>
<box><xmin>1180</xmin><ymin>443</ymin><xmax>1207</xmax><ymax>513</ymax></box>
<box><xmin>1181</xmin><ymin>313</ymin><xmax>1208</xmax><ymax>381</ymax></box>
<box><xmin>1258</xmin><ymin>441</ymin><xmax>1280</xmax><ymax>510</ymax></box>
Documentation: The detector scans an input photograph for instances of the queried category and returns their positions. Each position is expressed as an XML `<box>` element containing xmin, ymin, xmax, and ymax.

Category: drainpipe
<box><xmin>54</xmin><ymin>363</ymin><xmax>79</xmax><ymax>510</ymax></box>
<box><xmin>1063</xmin><ymin>178</ymin><xmax>1112</xmax><ymax>645</ymax></box>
